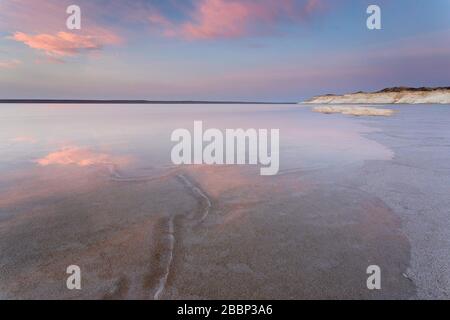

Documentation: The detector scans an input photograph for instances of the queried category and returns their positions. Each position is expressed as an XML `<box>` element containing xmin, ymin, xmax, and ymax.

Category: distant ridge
<box><xmin>304</xmin><ymin>86</ymin><xmax>450</xmax><ymax>104</ymax></box>
<box><xmin>375</xmin><ymin>86</ymin><xmax>450</xmax><ymax>93</ymax></box>
<box><xmin>0</xmin><ymin>99</ymin><xmax>295</xmax><ymax>105</ymax></box>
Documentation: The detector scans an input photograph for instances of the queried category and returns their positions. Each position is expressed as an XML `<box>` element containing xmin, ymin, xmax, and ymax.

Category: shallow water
<box><xmin>0</xmin><ymin>103</ymin><xmax>448</xmax><ymax>299</ymax></box>
<box><xmin>0</xmin><ymin>103</ymin><xmax>392</xmax><ymax>172</ymax></box>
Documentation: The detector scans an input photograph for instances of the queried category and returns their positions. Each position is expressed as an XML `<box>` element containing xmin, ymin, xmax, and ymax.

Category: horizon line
<box><xmin>0</xmin><ymin>99</ymin><xmax>297</xmax><ymax>105</ymax></box>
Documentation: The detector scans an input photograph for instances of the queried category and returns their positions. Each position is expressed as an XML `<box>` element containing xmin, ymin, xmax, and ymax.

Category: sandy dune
<box><xmin>304</xmin><ymin>87</ymin><xmax>450</xmax><ymax>104</ymax></box>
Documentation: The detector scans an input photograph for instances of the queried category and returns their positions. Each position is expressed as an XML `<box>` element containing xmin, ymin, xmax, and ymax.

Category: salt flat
<box><xmin>0</xmin><ymin>103</ymin><xmax>448</xmax><ymax>299</ymax></box>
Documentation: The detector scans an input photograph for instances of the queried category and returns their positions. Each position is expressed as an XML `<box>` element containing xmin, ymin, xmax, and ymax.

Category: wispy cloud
<box><xmin>182</xmin><ymin>0</ymin><xmax>263</xmax><ymax>39</ymax></box>
<box><xmin>149</xmin><ymin>0</ymin><xmax>323</xmax><ymax>40</ymax></box>
<box><xmin>11</xmin><ymin>136</ymin><xmax>37</xmax><ymax>143</ymax></box>
<box><xmin>11</xmin><ymin>31</ymin><xmax>121</xmax><ymax>57</ymax></box>
<box><xmin>2</xmin><ymin>0</ymin><xmax>324</xmax><ymax>51</ymax></box>
<box><xmin>1</xmin><ymin>0</ymin><xmax>122</xmax><ymax>60</ymax></box>
<box><xmin>0</xmin><ymin>59</ymin><xmax>22</xmax><ymax>69</ymax></box>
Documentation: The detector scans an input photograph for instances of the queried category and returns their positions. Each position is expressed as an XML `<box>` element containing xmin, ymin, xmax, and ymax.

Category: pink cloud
<box><xmin>2</xmin><ymin>0</ymin><xmax>324</xmax><ymax>46</ymax></box>
<box><xmin>11</xmin><ymin>136</ymin><xmax>37</xmax><ymax>143</ymax></box>
<box><xmin>304</xmin><ymin>0</ymin><xmax>322</xmax><ymax>15</ymax></box>
<box><xmin>182</xmin><ymin>0</ymin><xmax>258</xmax><ymax>39</ymax></box>
<box><xmin>150</xmin><ymin>0</ymin><xmax>323</xmax><ymax>40</ymax></box>
<box><xmin>11</xmin><ymin>31</ymin><xmax>121</xmax><ymax>57</ymax></box>
<box><xmin>148</xmin><ymin>12</ymin><xmax>179</xmax><ymax>37</ymax></box>
<box><xmin>1</xmin><ymin>0</ymin><xmax>122</xmax><ymax>59</ymax></box>
<box><xmin>0</xmin><ymin>59</ymin><xmax>22</xmax><ymax>68</ymax></box>
<box><xmin>149</xmin><ymin>13</ymin><xmax>173</xmax><ymax>28</ymax></box>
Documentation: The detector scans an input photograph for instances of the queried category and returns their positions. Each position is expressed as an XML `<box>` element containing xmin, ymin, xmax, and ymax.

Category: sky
<box><xmin>0</xmin><ymin>0</ymin><xmax>449</xmax><ymax>101</ymax></box>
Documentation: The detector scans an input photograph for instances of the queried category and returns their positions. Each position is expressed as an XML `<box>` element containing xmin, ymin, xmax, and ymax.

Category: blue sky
<box><xmin>0</xmin><ymin>0</ymin><xmax>449</xmax><ymax>101</ymax></box>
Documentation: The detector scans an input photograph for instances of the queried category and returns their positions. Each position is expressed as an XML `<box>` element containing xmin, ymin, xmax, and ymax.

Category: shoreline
<box><xmin>350</xmin><ymin>107</ymin><xmax>450</xmax><ymax>298</ymax></box>
<box><xmin>0</xmin><ymin>99</ymin><xmax>295</xmax><ymax>105</ymax></box>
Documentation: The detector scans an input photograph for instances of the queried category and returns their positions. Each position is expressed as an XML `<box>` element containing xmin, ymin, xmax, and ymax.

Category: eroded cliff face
<box><xmin>304</xmin><ymin>87</ymin><xmax>450</xmax><ymax>104</ymax></box>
